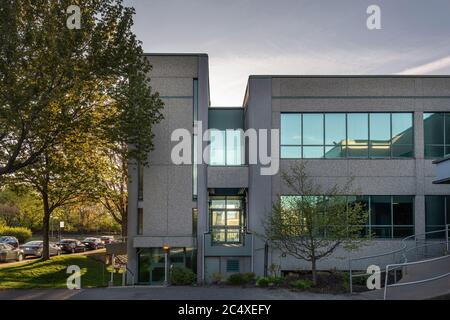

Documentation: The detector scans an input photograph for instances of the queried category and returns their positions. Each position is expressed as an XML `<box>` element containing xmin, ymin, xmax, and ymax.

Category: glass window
<box><xmin>137</xmin><ymin>208</ymin><xmax>143</xmax><ymax>235</ymax></box>
<box><xmin>347</xmin><ymin>113</ymin><xmax>368</xmax><ymax>158</ymax></box>
<box><xmin>424</xmin><ymin>113</ymin><xmax>447</xmax><ymax>158</ymax></box>
<box><xmin>281</xmin><ymin>146</ymin><xmax>301</xmax><ymax>158</ymax></box>
<box><xmin>303</xmin><ymin>146</ymin><xmax>324</xmax><ymax>159</ymax></box>
<box><xmin>209</xmin><ymin>196</ymin><xmax>245</xmax><ymax>244</ymax></box>
<box><xmin>226</xmin><ymin>129</ymin><xmax>243</xmax><ymax>165</ymax></box>
<box><xmin>303</xmin><ymin>114</ymin><xmax>323</xmax><ymax>145</ymax></box>
<box><xmin>392</xmin><ymin>196</ymin><xmax>414</xmax><ymax>238</ymax></box>
<box><xmin>281</xmin><ymin>114</ymin><xmax>301</xmax><ymax>146</ymax></box>
<box><xmin>325</xmin><ymin>113</ymin><xmax>346</xmax><ymax>145</ymax></box>
<box><xmin>138</xmin><ymin>162</ymin><xmax>144</xmax><ymax>200</ymax></box>
<box><xmin>392</xmin><ymin>113</ymin><xmax>413</xmax><ymax>145</ymax></box>
<box><xmin>210</xmin><ymin>130</ymin><xmax>225</xmax><ymax>165</ymax></box>
<box><xmin>425</xmin><ymin>196</ymin><xmax>446</xmax><ymax>231</ymax></box>
<box><xmin>280</xmin><ymin>112</ymin><xmax>413</xmax><ymax>159</ymax></box>
<box><xmin>370</xmin><ymin>113</ymin><xmax>391</xmax><ymax>158</ymax></box>
<box><xmin>370</xmin><ymin>196</ymin><xmax>392</xmax><ymax>238</ymax></box>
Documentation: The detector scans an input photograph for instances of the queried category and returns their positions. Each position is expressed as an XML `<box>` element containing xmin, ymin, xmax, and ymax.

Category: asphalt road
<box><xmin>0</xmin><ymin>286</ymin><xmax>359</xmax><ymax>300</ymax></box>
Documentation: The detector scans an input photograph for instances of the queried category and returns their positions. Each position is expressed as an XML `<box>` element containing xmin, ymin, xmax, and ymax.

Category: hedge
<box><xmin>0</xmin><ymin>226</ymin><xmax>32</xmax><ymax>243</ymax></box>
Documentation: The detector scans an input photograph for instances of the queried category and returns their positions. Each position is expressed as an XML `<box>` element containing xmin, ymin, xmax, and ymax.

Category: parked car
<box><xmin>0</xmin><ymin>243</ymin><xmax>24</xmax><ymax>262</ymax></box>
<box><xmin>0</xmin><ymin>236</ymin><xmax>19</xmax><ymax>249</ymax></box>
<box><xmin>100</xmin><ymin>236</ymin><xmax>115</xmax><ymax>244</ymax></box>
<box><xmin>21</xmin><ymin>241</ymin><xmax>61</xmax><ymax>257</ymax></box>
<box><xmin>58</xmin><ymin>239</ymin><xmax>86</xmax><ymax>254</ymax></box>
<box><xmin>82</xmin><ymin>237</ymin><xmax>104</xmax><ymax>250</ymax></box>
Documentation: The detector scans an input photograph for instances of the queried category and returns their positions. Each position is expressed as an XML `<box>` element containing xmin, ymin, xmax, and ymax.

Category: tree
<box><xmin>264</xmin><ymin>162</ymin><xmax>368</xmax><ymax>286</ymax></box>
<box><xmin>0</xmin><ymin>0</ymin><xmax>163</xmax><ymax>176</ymax></box>
<box><xmin>98</xmin><ymin>147</ymin><xmax>128</xmax><ymax>237</ymax></box>
<box><xmin>12</xmin><ymin>141</ymin><xmax>105</xmax><ymax>260</ymax></box>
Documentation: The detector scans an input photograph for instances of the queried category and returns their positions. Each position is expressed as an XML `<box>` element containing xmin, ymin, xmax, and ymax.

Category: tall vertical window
<box><xmin>138</xmin><ymin>162</ymin><xmax>144</xmax><ymax>201</ymax></box>
<box><xmin>192</xmin><ymin>208</ymin><xmax>198</xmax><ymax>237</ymax></box>
<box><xmin>424</xmin><ymin>113</ymin><xmax>450</xmax><ymax>158</ymax></box>
<box><xmin>209</xmin><ymin>196</ymin><xmax>245</xmax><ymax>244</ymax></box>
<box><xmin>325</xmin><ymin>113</ymin><xmax>346</xmax><ymax>158</ymax></box>
<box><xmin>302</xmin><ymin>114</ymin><xmax>324</xmax><ymax>158</ymax></box>
<box><xmin>192</xmin><ymin>79</ymin><xmax>198</xmax><ymax>199</ymax></box>
<box><xmin>281</xmin><ymin>113</ymin><xmax>301</xmax><ymax>158</ymax></box>
<box><xmin>425</xmin><ymin>196</ymin><xmax>449</xmax><ymax>238</ymax></box>
<box><xmin>208</xmin><ymin>109</ymin><xmax>244</xmax><ymax>166</ymax></box>
<box><xmin>280</xmin><ymin>112</ymin><xmax>414</xmax><ymax>159</ymax></box>
<box><xmin>137</xmin><ymin>208</ymin><xmax>143</xmax><ymax>235</ymax></box>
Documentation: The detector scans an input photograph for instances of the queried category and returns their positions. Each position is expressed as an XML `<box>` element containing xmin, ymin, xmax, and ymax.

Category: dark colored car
<box><xmin>100</xmin><ymin>236</ymin><xmax>115</xmax><ymax>244</ymax></box>
<box><xmin>0</xmin><ymin>243</ymin><xmax>24</xmax><ymax>262</ymax></box>
<box><xmin>0</xmin><ymin>236</ymin><xmax>19</xmax><ymax>249</ymax></box>
<box><xmin>82</xmin><ymin>237</ymin><xmax>104</xmax><ymax>250</ymax></box>
<box><xmin>58</xmin><ymin>239</ymin><xmax>86</xmax><ymax>254</ymax></box>
<box><xmin>21</xmin><ymin>241</ymin><xmax>61</xmax><ymax>257</ymax></box>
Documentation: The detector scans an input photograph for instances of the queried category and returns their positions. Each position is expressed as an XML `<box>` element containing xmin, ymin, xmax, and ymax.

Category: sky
<box><xmin>124</xmin><ymin>0</ymin><xmax>450</xmax><ymax>106</ymax></box>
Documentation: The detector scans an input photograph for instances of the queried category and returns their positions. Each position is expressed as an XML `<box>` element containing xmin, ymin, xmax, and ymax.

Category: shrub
<box><xmin>0</xmin><ymin>226</ymin><xmax>32</xmax><ymax>243</ymax></box>
<box><xmin>211</xmin><ymin>272</ymin><xmax>224</xmax><ymax>284</ymax></box>
<box><xmin>170</xmin><ymin>266</ymin><xmax>196</xmax><ymax>285</ymax></box>
<box><xmin>227</xmin><ymin>272</ymin><xmax>255</xmax><ymax>285</ymax></box>
<box><xmin>290</xmin><ymin>279</ymin><xmax>313</xmax><ymax>290</ymax></box>
<box><xmin>256</xmin><ymin>277</ymin><xmax>270</xmax><ymax>287</ymax></box>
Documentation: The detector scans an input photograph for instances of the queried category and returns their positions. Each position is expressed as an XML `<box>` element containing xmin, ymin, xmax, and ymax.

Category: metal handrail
<box><xmin>349</xmin><ymin>224</ymin><xmax>449</xmax><ymax>295</ymax></box>
<box><xmin>384</xmin><ymin>254</ymin><xmax>450</xmax><ymax>300</ymax></box>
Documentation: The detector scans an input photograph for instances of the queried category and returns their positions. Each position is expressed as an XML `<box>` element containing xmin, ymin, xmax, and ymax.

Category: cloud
<box><xmin>396</xmin><ymin>55</ymin><xmax>450</xmax><ymax>75</ymax></box>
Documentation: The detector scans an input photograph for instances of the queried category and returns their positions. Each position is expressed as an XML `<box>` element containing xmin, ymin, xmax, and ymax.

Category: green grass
<box><xmin>0</xmin><ymin>252</ymin><xmax>122</xmax><ymax>289</ymax></box>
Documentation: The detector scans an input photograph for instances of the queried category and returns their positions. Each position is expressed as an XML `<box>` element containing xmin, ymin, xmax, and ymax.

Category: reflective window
<box><xmin>209</xmin><ymin>196</ymin><xmax>245</xmax><ymax>244</ymax></box>
<box><xmin>280</xmin><ymin>195</ymin><xmax>414</xmax><ymax>239</ymax></box>
<box><xmin>281</xmin><ymin>112</ymin><xmax>414</xmax><ymax>159</ymax></box>
<box><xmin>347</xmin><ymin>113</ymin><xmax>369</xmax><ymax>158</ymax></box>
<box><xmin>303</xmin><ymin>114</ymin><xmax>323</xmax><ymax>145</ymax></box>
<box><xmin>424</xmin><ymin>113</ymin><xmax>449</xmax><ymax>158</ymax></box>
<box><xmin>425</xmin><ymin>196</ymin><xmax>449</xmax><ymax>238</ymax></box>
<box><xmin>392</xmin><ymin>113</ymin><xmax>414</xmax><ymax>157</ymax></box>
<box><xmin>325</xmin><ymin>113</ymin><xmax>346</xmax><ymax>158</ymax></box>
<box><xmin>370</xmin><ymin>113</ymin><xmax>390</xmax><ymax>158</ymax></box>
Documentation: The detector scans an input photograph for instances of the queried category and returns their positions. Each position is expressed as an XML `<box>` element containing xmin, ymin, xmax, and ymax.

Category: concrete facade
<box><xmin>128</xmin><ymin>54</ymin><xmax>450</xmax><ymax>284</ymax></box>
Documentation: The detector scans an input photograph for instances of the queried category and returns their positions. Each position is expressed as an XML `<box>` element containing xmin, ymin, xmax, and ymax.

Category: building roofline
<box><xmin>248</xmin><ymin>74</ymin><xmax>450</xmax><ymax>79</ymax></box>
<box><xmin>143</xmin><ymin>53</ymin><xmax>208</xmax><ymax>57</ymax></box>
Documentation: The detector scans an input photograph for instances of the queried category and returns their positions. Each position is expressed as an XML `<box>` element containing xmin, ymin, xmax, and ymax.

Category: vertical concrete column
<box><xmin>414</xmin><ymin>110</ymin><xmax>426</xmax><ymax>236</ymax></box>
<box><xmin>196</xmin><ymin>56</ymin><xmax>209</xmax><ymax>283</ymax></box>
<box><xmin>127</xmin><ymin>160</ymin><xmax>138</xmax><ymax>284</ymax></box>
<box><xmin>247</xmin><ymin>77</ymin><xmax>273</xmax><ymax>276</ymax></box>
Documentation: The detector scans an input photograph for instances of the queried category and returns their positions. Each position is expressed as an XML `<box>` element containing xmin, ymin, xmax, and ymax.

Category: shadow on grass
<box><xmin>0</xmin><ymin>253</ymin><xmax>121</xmax><ymax>289</ymax></box>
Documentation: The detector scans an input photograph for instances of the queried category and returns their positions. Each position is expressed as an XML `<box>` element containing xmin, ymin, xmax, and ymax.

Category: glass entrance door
<box><xmin>138</xmin><ymin>248</ymin><xmax>166</xmax><ymax>285</ymax></box>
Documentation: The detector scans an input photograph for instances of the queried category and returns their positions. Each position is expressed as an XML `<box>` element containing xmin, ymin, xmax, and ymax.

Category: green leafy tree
<box><xmin>12</xmin><ymin>140</ymin><xmax>107</xmax><ymax>259</ymax></box>
<box><xmin>0</xmin><ymin>0</ymin><xmax>163</xmax><ymax>176</ymax></box>
<box><xmin>264</xmin><ymin>162</ymin><xmax>368</xmax><ymax>286</ymax></box>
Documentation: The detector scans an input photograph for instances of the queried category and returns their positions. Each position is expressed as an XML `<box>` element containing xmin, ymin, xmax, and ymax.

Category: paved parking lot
<box><xmin>0</xmin><ymin>286</ymin><xmax>359</xmax><ymax>300</ymax></box>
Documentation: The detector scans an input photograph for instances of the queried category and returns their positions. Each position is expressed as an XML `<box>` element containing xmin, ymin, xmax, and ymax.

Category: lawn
<box><xmin>0</xmin><ymin>251</ymin><xmax>122</xmax><ymax>289</ymax></box>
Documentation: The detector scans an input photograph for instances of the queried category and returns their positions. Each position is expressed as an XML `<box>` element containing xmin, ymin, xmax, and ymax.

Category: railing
<box><xmin>349</xmin><ymin>225</ymin><xmax>449</xmax><ymax>297</ymax></box>
<box><xmin>383</xmin><ymin>225</ymin><xmax>449</xmax><ymax>299</ymax></box>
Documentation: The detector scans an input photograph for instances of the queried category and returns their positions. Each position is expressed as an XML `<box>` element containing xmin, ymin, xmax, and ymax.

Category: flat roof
<box><xmin>143</xmin><ymin>53</ymin><xmax>208</xmax><ymax>57</ymax></box>
<box><xmin>249</xmin><ymin>75</ymin><xmax>450</xmax><ymax>79</ymax></box>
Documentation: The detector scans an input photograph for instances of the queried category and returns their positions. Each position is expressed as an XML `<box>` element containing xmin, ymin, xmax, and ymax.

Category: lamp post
<box><xmin>59</xmin><ymin>221</ymin><xmax>64</xmax><ymax>243</ymax></box>
<box><xmin>163</xmin><ymin>244</ymin><xmax>170</xmax><ymax>286</ymax></box>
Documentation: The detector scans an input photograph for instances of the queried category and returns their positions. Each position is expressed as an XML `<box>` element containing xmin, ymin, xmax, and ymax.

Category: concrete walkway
<box><xmin>0</xmin><ymin>286</ymin><xmax>359</xmax><ymax>300</ymax></box>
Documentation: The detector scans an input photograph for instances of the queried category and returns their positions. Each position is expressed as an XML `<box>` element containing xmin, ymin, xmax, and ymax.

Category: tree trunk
<box><xmin>311</xmin><ymin>257</ymin><xmax>317</xmax><ymax>286</ymax></box>
<box><xmin>41</xmin><ymin>193</ymin><xmax>51</xmax><ymax>261</ymax></box>
<box><xmin>121</xmin><ymin>211</ymin><xmax>127</xmax><ymax>238</ymax></box>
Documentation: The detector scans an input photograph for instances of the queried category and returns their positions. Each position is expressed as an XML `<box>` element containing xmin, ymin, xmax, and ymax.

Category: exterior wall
<box><xmin>129</xmin><ymin>54</ymin><xmax>450</xmax><ymax>284</ymax></box>
<box><xmin>246</xmin><ymin>76</ymin><xmax>450</xmax><ymax>273</ymax></box>
<box><xmin>127</xmin><ymin>54</ymin><xmax>209</xmax><ymax>283</ymax></box>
